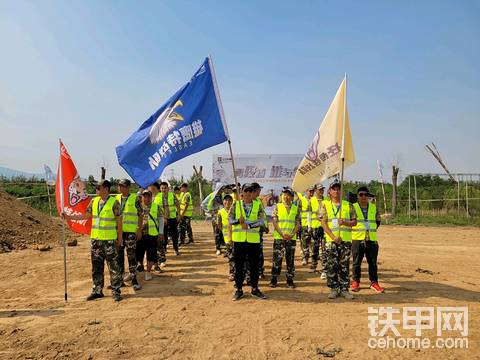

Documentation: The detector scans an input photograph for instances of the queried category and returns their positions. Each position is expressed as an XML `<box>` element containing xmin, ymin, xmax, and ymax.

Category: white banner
<box><xmin>212</xmin><ymin>154</ymin><xmax>303</xmax><ymax>215</ymax></box>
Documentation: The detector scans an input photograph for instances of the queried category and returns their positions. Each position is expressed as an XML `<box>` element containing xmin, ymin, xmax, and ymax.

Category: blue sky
<box><xmin>1</xmin><ymin>0</ymin><xmax>479</xmax><ymax>183</ymax></box>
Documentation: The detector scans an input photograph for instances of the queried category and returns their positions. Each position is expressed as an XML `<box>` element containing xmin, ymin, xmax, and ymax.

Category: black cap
<box><xmin>329</xmin><ymin>180</ymin><xmax>341</xmax><ymax>189</ymax></box>
<box><xmin>282</xmin><ymin>187</ymin><xmax>294</xmax><ymax>196</ymax></box>
<box><xmin>99</xmin><ymin>179</ymin><xmax>111</xmax><ymax>190</ymax></box>
<box><xmin>242</xmin><ymin>183</ymin><xmax>254</xmax><ymax>192</ymax></box>
<box><xmin>251</xmin><ymin>182</ymin><xmax>263</xmax><ymax>190</ymax></box>
<box><xmin>118</xmin><ymin>179</ymin><xmax>131</xmax><ymax>187</ymax></box>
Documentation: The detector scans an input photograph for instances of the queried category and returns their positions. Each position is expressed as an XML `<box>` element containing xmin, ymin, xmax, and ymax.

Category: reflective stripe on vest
<box><xmin>91</xmin><ymin>196</ymin><xmax>117</xmax><ymax>240</ymax></box>
<box><xmin>310</xmin><ymin>197</ymin><xmax>322</xmax><ymax>229</ymax></box>
<box><xmin>273</xmin><ymin>203</ymin><xmax>298</xmax><ymax>240</ymax></box>
<box><xmin>231</xmin><ymin>200</ymin><xmax>260</xmax><ymax>243</ymax></box>
<box><xmin>352</xmin><ymin>202</ymin><xmax>378</xmax><ymax>241</ymax></box>
<box><xmin>116</xmin><ymin>194</ymin><xmax>138</xmax><ymax>233</ymax></box>
<box><xmin>324</xmin><ymin>199</ymin><xmax>352</xmax><ymax>242</ymax></box>
<box><xmin>155</xmin><ymin>192</ymin><xmax>176</xmax><ymax>219</ymax></box>
<box><xmin>218</xmin><ymin>208</ymin><xmax>231</xmax><ymax>243</ymax></box>
<box><xmin>181</xmin><ymin>191</ymin><xmax>193</xmax><ymax>217</ymax></box>
<box><xmin>300</xmin><ymin>196</ymin><xmax>312</xmax><ymax>227</ymax></box>
<box><xmin>147</xmin><ymin>203</ymin><xmax>160</xmax><ymax>236</ymax></box>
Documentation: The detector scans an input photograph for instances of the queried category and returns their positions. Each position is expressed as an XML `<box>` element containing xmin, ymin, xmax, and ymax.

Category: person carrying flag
<box><xmin>115</xmin><ymin>179</ymin><xmax>142</xmax><ymax>291</ymax></box>
<box><xmin>63</xmin><ymin>180</ymin><xmax>123</xmax><ymax>302</ymax></box>
<box><xmin>320</xmin><ymin>180</ymin><xmax>357</xmax><ymax>300</ymax></box>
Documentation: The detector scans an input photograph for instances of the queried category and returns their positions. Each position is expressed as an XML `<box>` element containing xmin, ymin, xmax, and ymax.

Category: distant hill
<box><xmin>0</xmin><ymin>166</ymin><xmax>45</xmax><ymax>180</ymax></box>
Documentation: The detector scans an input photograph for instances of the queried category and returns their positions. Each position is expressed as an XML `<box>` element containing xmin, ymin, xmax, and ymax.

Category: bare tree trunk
<box><xmin>101</xmin><ymin>167</ymin><xmax>106</xmax><ymax>181</ymax></box>
<box><xmin>193</xmin><ymin>165</ymin><xmax>204</xmax><ymax>202</ymax></box>
<box><xmin>392</xmin><ymin>165</ymin><xmax>399</xmax><ymax>216</ymax></box>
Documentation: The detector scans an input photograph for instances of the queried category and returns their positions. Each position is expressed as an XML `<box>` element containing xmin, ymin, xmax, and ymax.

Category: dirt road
<box><xmin>0</xmin><ymin>222</ymin><xmax>479</xmax><ymax>359</ymax></box>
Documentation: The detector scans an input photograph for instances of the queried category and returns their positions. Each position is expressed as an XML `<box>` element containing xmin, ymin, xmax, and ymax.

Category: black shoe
<box><xmin>269</xmin><ymin>277</ymin><xmax>277</xmax><ymax>288</ymax></box>
<box><xmin>86</xmin><ymin>292</ymin><xmax>104</xmax><ymax>301</ymax></box>
<box><xmin>113</xmin><ymin>293</ymin><xmax>122</xmax><ymax>302</ymax></box>
<box><xmin>251</xmin><ymin>288</ymin><xmax>267</xmax><ymax>299</ymax></box>
<box><xmin>154</xmin><ymin>264</ymin><xmax>161</xmax><ymax>272</ymax></box>
<box><xmin>120</xmin><ymin>282</ymin><xmax>126</xmax><ymax>288</ymax></box>
<box><xmin>232</xmin><ymin>289</ymin><xmax>244</xmax><ymax>301</ymax></box>
<box><xmin>136</xmin><ymin>264</ymin><xmax>144</xmax><ymax>272</ymax></box>
<box><xmin>287</xmin><ymin>279</ymin><xmax>296</xmax><ymax>289</ymax></box>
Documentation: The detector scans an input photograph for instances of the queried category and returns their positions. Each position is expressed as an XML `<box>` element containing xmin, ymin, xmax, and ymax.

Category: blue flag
<box><xmin>116</xmin><ymin>57</ymin><xmax>229</xmax><ymax>188</ymax></box>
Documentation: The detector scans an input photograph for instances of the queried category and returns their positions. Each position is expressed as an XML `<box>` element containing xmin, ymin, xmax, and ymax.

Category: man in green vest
<box><xmin>179</xmin><ymin>183</ymin><xmax>194</xmax><ymax>245</ymax></box>
<box><xmin>156</xmin><ymin>181</ymin><xmax>181</xmax><ymax>256</ymax></box>
<box><xmin>229</xmin><ymin>183</ymin><xmax>267</xmax><ymax>301</ymax></box>
<box><xmin>217</xmin><ymin>194</ymin><xmax>234</xmax><ymax>280</ymax></box>
<box><xmin>311</xmin><ymin>184</ymin><xmax>326</xmax><ymax>277</ymax></box>
<box><xmin>270</xmin><ymin>187</ymin><xmax>301</xmax><ymax>288</ymax></box>
<box><xmin>116</xmin><ymin>179</ymin><xmax>142</xmax><ymax>291</ymax></box>
<box><xmin>351</xmin><ymin>186</ymin><xmax>384</xmax><ymax>293</ymax></box>
<box><xmin>64</xmin><ymin>180</ymin><xmax>123</xmax><ymax>302</ymax></box>
<box><xmin>147</xmin><ymin>182</ymin><xmax>167</xmax><ymax>271</ymax></box>
<box><xmin>320</xmin><ymin>180</ymin><xmax>357</xmax><ymax>300</ymax></box>
<box><xmin>299</xmin><ymin>187</ymin><xmax>315</xmax><ymax>266</ymax></box>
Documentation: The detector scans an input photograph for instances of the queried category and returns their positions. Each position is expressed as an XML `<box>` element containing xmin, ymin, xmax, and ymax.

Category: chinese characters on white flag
<box><xmin>292</xmin><ymin>77</ymin><xmax>355</xmax><ymax>192</ymax></box>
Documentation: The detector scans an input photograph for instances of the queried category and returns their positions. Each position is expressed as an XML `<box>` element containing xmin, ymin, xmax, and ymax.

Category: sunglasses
<box><xmin>358</xmin><ymin>192</ymin><xmax>369</xmax><ymax>197</ymax></box>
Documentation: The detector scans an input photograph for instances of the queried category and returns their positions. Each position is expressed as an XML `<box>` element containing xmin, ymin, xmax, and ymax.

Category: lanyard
<box><xmin>361</xmin><ymin>204</ymin><xmax>369</xmax><ymax>220</ymax></box>
<box><xmin>242</xmin><ymin>201</ymin><xmax>253</xmax><ymax>218</ymax></box>
<box><xmin>331</xmin><ymin>202</ymin><xmax>341</xmax><ymax>218</ymax></box>
<box><xmin>97</xmin><ymin>197</ymin><xmax>109</xmax><ymax>216</ymax></box>
<box><xmin>120</xmin><ymin>194</ymin><xmax>130</xmax><ymax>213</ymax></box>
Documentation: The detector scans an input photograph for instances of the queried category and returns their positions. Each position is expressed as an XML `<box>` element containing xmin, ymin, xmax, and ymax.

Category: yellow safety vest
<box><xmin>310</xmin><ymin>196</ymin><xmax>323</xmax><ymax>229</ymax></box>
<box><xmin>155</xmin><ymin>192</ymin><xmax>176</xmax><ymax>219</ymax></box>
<box><xmin>91</xmin><ymin>196</ymin><xmax>117</xmax><ymax>240</ymax></box>
<box><xmin>146</xmin><ymin>202</ymin><xmax>160</xmax><ymax>236</ymax></box>
<box><xmin>231</xmin><ymin>200</ymin><xmax>260</xmax><ymax>243</ymax></box>
<box><xmin>324</xmin><ymin>199</ymin><xmax>352</xmax><ymax>243</ymax></box>
<box><xmin>218</xmin><ymin>207</ymin><xmax>231</xmax><ymax>243</ymax></box>
<box><xmin>273</xmin><ymin>203</ymin><xmax>298</xmax><ymax>240</ymax></box>
<box><xmin>116</xmin><ymin>194</ymin><xmax>138</xmax><ymax>233</ymax></box>
<box><xmin>300</xmin><ymin>196</ymin><xmax>312</xmax><ymax>227</ymax></box>
<box><xmin>352</xmin><ymin>202</ymin><xmax>378</xmax><ymax>241</ymax></box>
<box><xmin>181</xmin><ymin>191</ymin><xmax>193</xmax><ymax>217</ymax></box>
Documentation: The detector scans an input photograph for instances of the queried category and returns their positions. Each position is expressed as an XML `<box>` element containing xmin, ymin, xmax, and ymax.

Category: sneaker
<box><xmin>269</xmin><ymin>277</ymin><xmax>278</xmax><ymax>288</ymax></box>
<box><xmin>370</xmin><ymin>282</ymin><xmax>385</xmax><ymax>293</ymax></box>
<box><xmin>144</xmin><ymin>272</ymin><xmax>153</xmax><ymax>281</ymax></box>
<box><xmin>351</xmin><ymin>280</ymin><xmax>360</xmax><ymax>292</ymax></box>
<box><xmin>232</xmin><ymin>289</ymin><xmax>244</xmax><ymax>301</ymax></box>
<box><xmin>327</xmin><ymin>289</ymin><xmax>338</xmax><ymax>299</ymax></box>
<box><xmin>123</xmin><ymin>273</ymin><xmax>133</xmax><ymax>282</ymax></box>
<box><xmin>136</xmin><ymin>264</ymin><xmax>144</xmax><ymax>272</ymax></box>
<box><xmin>228</xmin><ymin>274</ymin><xmax>235</xmax><ymax>281</ymax></box>
<box><xmin>86</xmin><ymin>292</ymin><xmax>104</xmax><ymax>301</ymax></box>
<box><xmin>339</xmin><ymin>290</ymin><xmax>354</xmax><ymax>300</ymax></box>
<box><xmin>251</xmin><ymin>288</ymin><xmax>267</xmax><ymax>300</ymax></box>
<box><xmin>160</xmin><ymin>262</ymin><xmax>166</xmax><ymax>269</ymax></box>
<box><xmin>320</xmin><ymin>272</ymin><xmax>327</xmax><ymax>280</ymax></box>
<box><xmin>287</xmin><ymin>279</ymin><xmax>296</xmax><ymax>289</ymax></box>
<box><xmin>112</xmin><ymin>293</ymin><xmax>122</xmax><ymax>302</ymax></box>
<box><xmin>216</xmin><ymin>250</ymin><xmax>221</xmax><ymax>256</ymax></box>
<box><xmin>154</xmin><ymin>264</ymin><xmax>162</xmax><ymax>272</ymax></box>
<box><xmin>132</xmin><ymin>277</ymin><xmax>141</xmax><ymax>290</ymax></box>
<box><xmin>301</xmin><ymin>259</ymin><xmax>307</xmax><ymax>266</ymax></box>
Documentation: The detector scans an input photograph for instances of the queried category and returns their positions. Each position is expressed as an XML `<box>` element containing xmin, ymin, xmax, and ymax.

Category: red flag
<box><xmin>55</xmin><ymin>141</ymin><xmax>92</xmax><ymax>235</ymax></box>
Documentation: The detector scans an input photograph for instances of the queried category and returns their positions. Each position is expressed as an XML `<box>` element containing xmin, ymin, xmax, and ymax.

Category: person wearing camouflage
<box><xmin>218</xmin><ymin>195</ymin><xmax>234</xmax><ymax>280</ymax></box>
<box><xmin>64</xmin><ymin>180</ymin><xmax>123</xmax><ymax>302</ymax></box>
<box><xmin>320</xmin><ymin>181</ymin><xmax>357</xmax><ymax>300</ymax></box>
<box><xmin>310</xmin><ymin>184</ymin><xmax>326</xmax><ymax>276</ymax></box>
<box><xmin>270</xmin><ymin>188</ymin><xmax>301</xmax><ymax>289</ymax></box>
<box><xmin>299</xmin><ymin>187</ymin><xmax>315</xmax><ymax>266</ymax></box>
<box><xmin>178</xmin><ymin>183</ymin><xmax>194</xmax><ymax>245</ymax></box>
<box><xmin>116</xmin><ymin>179</ymin><xmax>142</xmax><ymax>291</ymax></box>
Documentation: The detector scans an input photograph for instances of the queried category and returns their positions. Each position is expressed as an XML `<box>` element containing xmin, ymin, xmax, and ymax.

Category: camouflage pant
<box><xmin>300</xmin><ymin>227</ymin><xmax>312</xmax><ymax>261</ymax></box>
<box><xmin>325</xmin><ymin>241</ymin><xmax>352</xmax><ymax>291</ymax></box>
<box><xmin>311</xmin><ymin>227</ymin><xmax>325</xmax><ymax>270</ymax></box>
<box><xmin>213</xmin><ymin>219</ymin><xmax>225</xmax><ymax>250</ymax></box>
<box><xmin>91</xmin><ymin>239</ymin><xmax>122</xmax><ymax>295</ymax></box>
<box><xmin>117</xmin><ymin>232</ymin><xmax>137</xmax><ymax>278</ymax></box>
<box><xmin>157</xmin><ymin>235</ymin><xmax>166</xmax><ymax>264</ymax></box>
<box><xmin>225</xmin><ymin>242</ymin><xmax>235</xmax><ymax>275</ymax></box>
<box><xmin>271</xmin><ymin>239</ymin><xmax>296</xmax><ymax>280</ymax></box>
<box><xmin>179</xmin><ymin>216</ymin><xmax>193</xmax><ymax>244</ymax></box>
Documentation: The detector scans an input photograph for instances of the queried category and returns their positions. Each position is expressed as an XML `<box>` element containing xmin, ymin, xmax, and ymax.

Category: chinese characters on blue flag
<box><xmin>116</xmin><ymin>57</ymin><xmax>229</xmax><ymax>188</ymax></box>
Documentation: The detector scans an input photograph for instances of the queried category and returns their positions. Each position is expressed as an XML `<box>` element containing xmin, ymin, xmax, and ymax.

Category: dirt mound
<box><xmin>0</xmin><ymin>190</ymin><xmax>80</xmax><ymax>252</ymax></box>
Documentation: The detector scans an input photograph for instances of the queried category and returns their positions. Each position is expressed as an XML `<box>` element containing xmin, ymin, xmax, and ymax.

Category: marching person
<box><xmin>179</xmin><ymin>183</ymin><xmax>194</xmax><ymax>245</ymax></box>
<box><xmin>218</xmin><ymin>194</ymin><xmax>235</xmax><ymax>281</ymax></box>
<box><xmin>137</xmin><ymin>190</ymin><xmax>164</xmax><ymax>281</ymax></box>
<box><xmin>299</xmin><ymin>187</ymin><xmax>315</xmax><ymax>266</ymax></box>
<box><xmin>311</xmin><ymin>184</ymin><xmax>326</xmax><ymax>277</ymax></box>
<box><xmin>155</xmin><ymin>182</ymin><xmax>181</xmax><ymax>256</ymax></box>
<box><xmin>351</xmin><ymin>186</ymin><xmax>384</xmax><ymax>293</ymax></box>
<box><xmin>64</xmin><ymin>180</ymin><xmax>123</xmax><ymax>302</ymax></box>
<box><xmin>202</xmin><ymin>184</ymin><xmax>228</xmax><ymax>255</ymax></box>
<box><xmin>321</xmin><ymin>180</ymin><xmax>357</xmax><ymax>300</ymax></box>
<box><xmin>115</xmin><ymin>179</ymin><xmax>142</xmax><ymax>291</ymax></box>
<box><xmin>270</xmin><ymin>188</ymin><xmax>301</xmax><ymax>288</ymax></box>
<box><xmin>229</xmin><ymin>183</ymin><xmax>267</xmax><ymax>301</ymax></box>
<box><xmin>147</xmin><ymin>182</ymin><xmax>166</xmax><ymax>270</ymax></box>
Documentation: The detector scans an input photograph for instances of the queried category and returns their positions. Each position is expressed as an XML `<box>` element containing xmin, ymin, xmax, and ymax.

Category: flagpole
<box><xmin>208</xmin><ymin>55</ymin><xmax>240</xmax><ymax>197</ymax></box>
<box><xmin>338</xmin><ymin>74</ymin><xmax>347</xmax><ymax>237</ymax></box>
<box><xmin>59</xmin><ymin>139</ymin><xmax>68</xmax><ymax>302</ymax></box>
